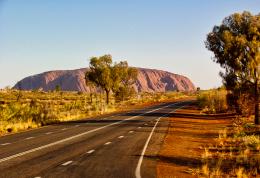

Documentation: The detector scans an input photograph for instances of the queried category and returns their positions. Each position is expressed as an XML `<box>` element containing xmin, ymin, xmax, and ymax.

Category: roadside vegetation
<box><xmin>205</xmin><ymin>11</ymin><xmax>259</xmax><ymax>124</ymax></box>
<box><xmin>194</xmin><ymin>11</ymin><xmax>260</xmax><ymax>177</ymax></box>
<box><xmin>196</xmin><ymin>91</ymin><xmax>260</xmax><ymax>177</ymax></box>
<box><xmin>0</xmin><ymin>88</ymin><xmax>192</xmax><ymax>135</ymax></box>
<box><xmin>197</xmin><ymin>88</ymin><xmax>228</xmax><ymax>114</ymax></box>
<box><xmin>197</xmin><ymin>118</ymin><xmax>260</xmax><ymax>177</ymax></box>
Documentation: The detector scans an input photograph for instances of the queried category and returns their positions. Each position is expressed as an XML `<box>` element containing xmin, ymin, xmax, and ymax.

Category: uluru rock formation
<box><xmin>13</xmin><ymin>68</ymin><xmax>195</xmax><ymax>92</ymax></box>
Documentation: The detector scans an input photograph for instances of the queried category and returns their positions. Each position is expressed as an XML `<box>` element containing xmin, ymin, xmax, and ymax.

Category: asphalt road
<box><xmin>0</xmin><ymin>100</ymin><xmax>191</xmax><ymax>178</ymax></box>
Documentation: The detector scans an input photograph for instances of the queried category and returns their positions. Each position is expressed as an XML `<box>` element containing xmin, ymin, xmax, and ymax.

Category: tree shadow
<box><xmin>122</xmin><ymin>112</ymin><xmax>235</xmax><ymax>119</ymax></box>
<box><xmin>134</xmin><ymin>154</ymin><xmax>202</xmax><ymax>168</ymax></box>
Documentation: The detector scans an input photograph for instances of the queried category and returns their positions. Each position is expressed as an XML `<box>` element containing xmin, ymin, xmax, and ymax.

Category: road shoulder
<box><xmin>156</xmin><ymin>103</ymin><xmax>232</xmax><ymax>178</ymax></box>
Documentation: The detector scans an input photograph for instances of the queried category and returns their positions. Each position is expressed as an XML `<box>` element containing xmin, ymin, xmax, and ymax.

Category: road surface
<box><xmin>0</xmin><ymin>100</ymin><xmax>191</xmax><ymax>178</ymax></box>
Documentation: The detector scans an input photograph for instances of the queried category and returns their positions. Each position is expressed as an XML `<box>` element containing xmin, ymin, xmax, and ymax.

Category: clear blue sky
<box><xmin>0</xmin><ymin>0</ymin><xmax>259</xmax><ymax>89</ymax></box>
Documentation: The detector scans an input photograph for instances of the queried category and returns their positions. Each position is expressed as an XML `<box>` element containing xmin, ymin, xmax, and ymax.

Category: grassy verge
<box><xmin>0</xmin><ymin>89</ymin><xmax>193</xmax><ymax>135</ymax></box>
<box><xmin>157</xmin><ymin>102</ymin><xmax>260</xmax><ymax>177</ymax></box>
<box><xmin>197</xmin><ymin>89</ymin><xmax>228</xmax><ymax>114</ymax></box>
<box><xmin>157</xmin><ymin>103</ymin><xmax>231</xmax><ymax>178</ymax></box>
<box><xmin>198</xmin><ymin>117</ymin><xmax>260</xmax><ymax>177</ymax></box>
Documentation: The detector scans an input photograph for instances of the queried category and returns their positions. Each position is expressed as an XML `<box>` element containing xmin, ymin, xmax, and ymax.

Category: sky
<box><xmin>0</xmin><ymin>0</ymin><xmax>259</xmax><ymax>89</ymax></box>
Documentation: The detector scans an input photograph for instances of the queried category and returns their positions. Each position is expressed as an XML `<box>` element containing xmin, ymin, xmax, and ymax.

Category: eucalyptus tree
<box><xmin>86</xmin><ymin>55</ymin><xmax>138</xmax><ymax>104</ymax></box>
<box><xmin>206</xmin><ymin>11</ymin><xmax>260</xmax><ymax>124</ymax></box>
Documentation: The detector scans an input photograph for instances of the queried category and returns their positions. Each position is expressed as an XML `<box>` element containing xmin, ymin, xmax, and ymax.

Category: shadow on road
<box><xmin>121</xmin><ymin>112</ymin><xmax>235</xmax><ymax>119</ymax></box>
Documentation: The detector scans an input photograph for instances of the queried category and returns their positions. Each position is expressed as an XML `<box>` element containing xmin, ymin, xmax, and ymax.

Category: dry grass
<box><xmin>197</xmin><ymin>89</ymin><xmax>228</xmax><ymax>114</ymax></box>
<box><xmin>157</xmin><ymin>103</ymin><xmax>231</xmax><ymax>178</ymax></box>
<box><xmin>0</xmin><ymin>89</ymin><xmax>194</xmax><ymax>135</ymax></box>
<box><xmin>199</xmin><ymin>117</ymin><xmax>260</xmax><ymax>177</ymax></box>
<box><xmin>157</xmin><ymin>101</ymin><xmax>260</xmax><ymax>177</ymax></box>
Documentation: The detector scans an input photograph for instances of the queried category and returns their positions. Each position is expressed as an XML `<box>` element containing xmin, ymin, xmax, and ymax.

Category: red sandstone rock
<box><xmin>13</xmin><ymin>68</ymin><xmax>195</xmax><ymax>92</ymax></box>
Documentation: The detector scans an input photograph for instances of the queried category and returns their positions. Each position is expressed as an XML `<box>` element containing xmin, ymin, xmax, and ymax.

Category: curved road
<box><xmin>0</xmin><ymin>100</ymin><xmax>191</xmax><ymax>178</ymax></box>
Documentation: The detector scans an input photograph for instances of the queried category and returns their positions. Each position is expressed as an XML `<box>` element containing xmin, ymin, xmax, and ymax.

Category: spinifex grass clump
<box><xmin>198</xmin><ymin>118</ymin><xmax>260</xmax><ymax>177</ymax></box>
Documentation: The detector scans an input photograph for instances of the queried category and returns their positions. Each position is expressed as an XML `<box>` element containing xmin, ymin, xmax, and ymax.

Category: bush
<box><xmin>114</xmin><ymin>86</ymin><xmax>136</xmax><ymax>102</ymax></box>
<box><xmin>197</xmin><ymin>89</ymin><xmax>228</xmax><ymax>114</ymax></box>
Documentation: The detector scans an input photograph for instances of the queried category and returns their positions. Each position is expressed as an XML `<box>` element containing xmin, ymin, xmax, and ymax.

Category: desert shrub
<box><xmin>197</xmin><ymin>120</ymin><xmax>260</xmax><ymax>177</ymax></box>
<box><xmin>0</xmin><ymin>89</ymin><xmax>193</xmax><ymax>135</ymax></box>
<box><xmin>197</xmin><ymin>89</ymin><xmax>228</xmax><ymax>114</ymax></box>
<box><xmin>114</xmin><ymin>86</ymin><xmax>136</xmax><ymax>102</ymax></box>
<box><xmin>243</xmin><ymin>135</ymin><xmax>260</xmax><ymax>149</ymax></box>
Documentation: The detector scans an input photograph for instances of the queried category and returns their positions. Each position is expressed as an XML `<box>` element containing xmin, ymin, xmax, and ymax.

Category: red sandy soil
<box><xmin>157</xmin><ymin>102</ymin><xmax>233</xmax><ymax>178</ymax></box>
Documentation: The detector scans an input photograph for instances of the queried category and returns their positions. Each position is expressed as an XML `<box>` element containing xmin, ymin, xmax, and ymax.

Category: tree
<box><xmin>86</xmin><ymin>55</ymin><xmax>113</xmax><ymax>104</ymax></box>
<box><xmin>205</xmin><ymin>11</ymin><xmax>260</xmax><ymax>124</ymax></box>
<box><xmin>85</xmin><ymin>72</ymin><xmax>96</xmax><ymax>103</ymax></box>
<box><xmin>85</xmin><ymin>55</ymin><xmax>138</xmax><ymax>104</ymax></box>
<box><xmin>55</xmin><ymin>85</ymin><xmax>61</xmax><ymax>92</ymax></box>
<box><xmin>112</xmin><ymin>61</ymin><xmax>138</xmax><ymax>101</ymax></box>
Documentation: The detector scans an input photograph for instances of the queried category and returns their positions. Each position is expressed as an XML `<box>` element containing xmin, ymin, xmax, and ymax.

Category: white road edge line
<box><xmin>62</xmin><ymin>160</ymin><xmax>73</xmax><ymax>166</ymax></box>
<box><xmin>0</xmin><ymin>143</ymin><xmax>11</xmax><ymax>146</ymax></box>
<box><xmin>129</xmin><ymin>131</ymin><xmax>134</xmax><ymax>133</ymax></box>
<box><xmin>45</xmin><ymin>132</ymin><xmax>53</xmax><ymax>135</ymax></box>
<box><xmin>0</xmin><ymin>102</ymin><xmax>181</xmax><ymax>164</ymax></box>
<box><xmin>87</xmin><ymin>149</ymin><xmax>95</xmax><ymax>154</ymax></box>
<box><xmin>135</xmin><ymin>103</ymin><xmax>188</xmax><ymax>178</ymax></box>
<box><xmin>61</xmin><ymin>128</ymin><xmax>67</xmax><ymax>131</ymax></box>
<box><xmin>118</xmin><ymin>136</ymin><xmax>124</xmax><ymax>139</ymax></box>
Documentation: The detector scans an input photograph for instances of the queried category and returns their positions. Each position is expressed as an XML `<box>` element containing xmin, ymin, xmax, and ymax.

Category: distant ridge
<box><xmin>13</xmin><ymin>68</ymin><xmax>196</xmax><ymax>92</ymax></box>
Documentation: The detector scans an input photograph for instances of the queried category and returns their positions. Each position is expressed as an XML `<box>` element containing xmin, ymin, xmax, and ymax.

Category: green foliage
<box><xmin>112</xmin><ymin>61</ymin><xmax>138</xmax><ymax>101</ymax></box>
<box><xmin>86</xmin><ymin>55</ymin><xmax>114</xmax><ymax>104</ymax></box>
<box><xmin>55</xmin><ymin>85</ymin><xmax>61</xmax><ymax>92</ymax></box>
<box><xmin>85</xmin><ymin>55</ymin><xmax>138</xmax><ymax>104</ymax></box>
<box><xmin>205</xmin><ymin>11</ymin><xmax>260</xmax><ymax>123</ymax></box>
<box><xmin>114</xmin><ymin>86</ymin><xmax>136</xmax><ymax>102</ymax></box>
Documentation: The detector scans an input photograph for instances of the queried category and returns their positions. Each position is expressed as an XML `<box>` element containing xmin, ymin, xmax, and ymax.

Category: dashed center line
<box><xmin>62</xmin><ymin>161</ymin><xmax>73</xmax><ymax>166</ymax></box>
<box><xmin>118</xmin><ymin>136</ymin><xmax>124</xmax><ymax>139</ymax></box>
<box><xmin>87</xmin><ymin>149</ymin><xmax>95</xmax><ymax>154</ymax></box>
<box><xmin>104</xmin><ymin>142</ymin><xmax>112</xmax><ymax>145</ymax></box>
<box><xmin>129</xmin><ymin>131</ymin><xmax>134</xmax><ymax>133</ymax></box>
<box><xmin>75</xmin><ymin>125</ymin><xmax>80</xmax><ymax>127</ymax></box>
<box><xmin>61</xmin><ymin>128</ymin><xmax>67</xmax><ymax>131</ymax></box>
<box><xmin>0</xmin><ymin>143</ymin><xmax>11</xmax><ymax>146</ymax></box>
<box><xmin>34</xmin><ymin>176</ymin><xmax>41</xmax><ymax>178</ymax></box>
<box><xmin>25</xmin><ymin>137</ymin><xmax>34</xmax><ymax>140</ymax></box>
<box><xmin>45</xmin><ymin>132</ymin><xmax>53</xmax><ymax>135</ymax></box>
<box><xmin>138</xmin><ymin>127</ymin><xmax>142</xmax><ymax>129</ymax></box>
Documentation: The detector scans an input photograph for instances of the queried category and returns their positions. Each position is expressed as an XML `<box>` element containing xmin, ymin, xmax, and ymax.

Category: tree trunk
<box><xmin>255</xmin><ymin>77</ymin><xmax>259</xmax><ymax>124</ymax></box>
<box><xmin>105</xmin><ymin>89</ymin><xmax>109</xmax><ymax>104</ymax></box>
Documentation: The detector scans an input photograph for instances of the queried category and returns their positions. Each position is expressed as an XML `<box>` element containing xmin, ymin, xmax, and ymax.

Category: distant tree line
<box><xmin>85</xmin><ymin>54</ymin><xmax>138</xmax><ymax>104</ymax></box>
